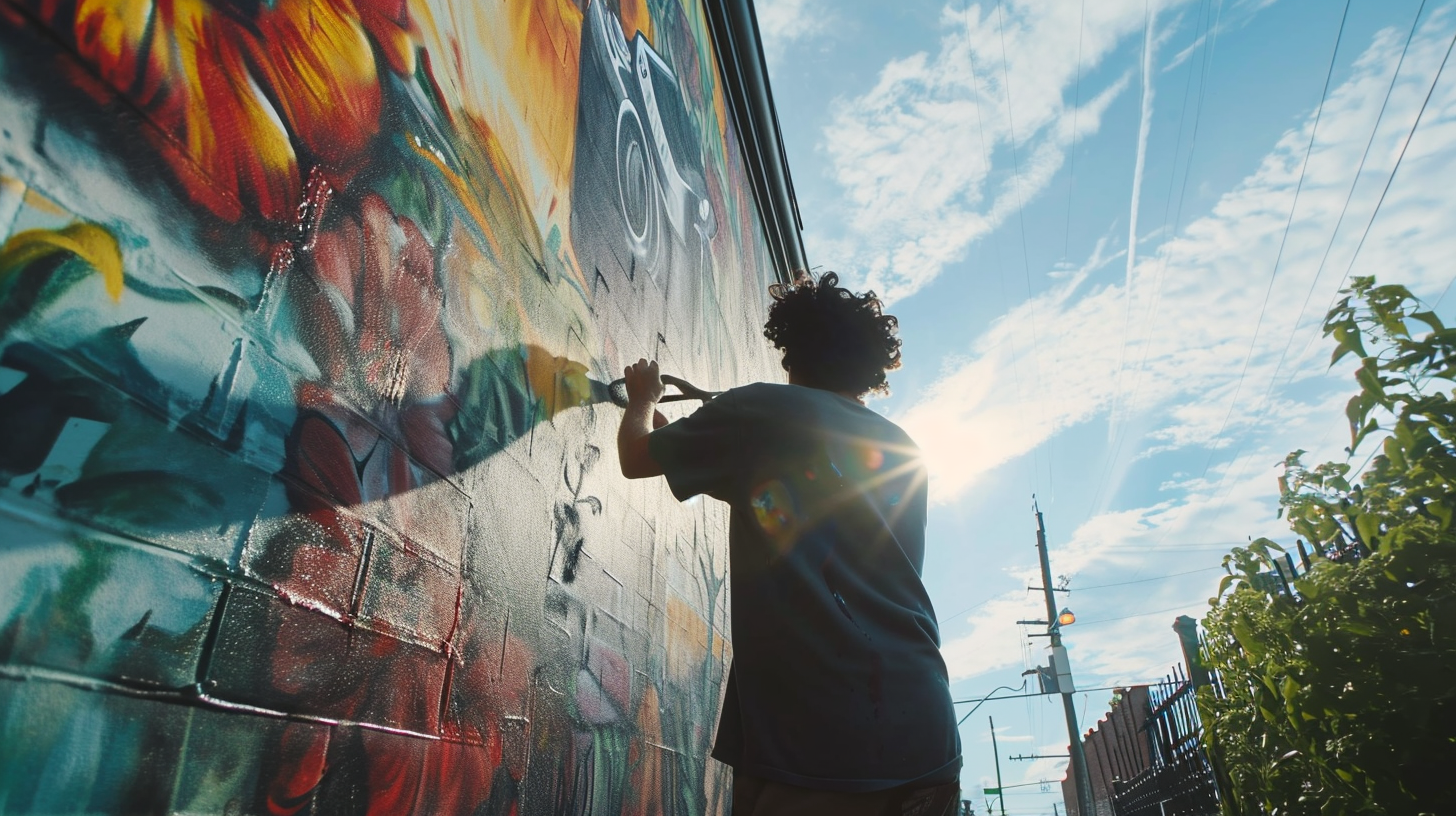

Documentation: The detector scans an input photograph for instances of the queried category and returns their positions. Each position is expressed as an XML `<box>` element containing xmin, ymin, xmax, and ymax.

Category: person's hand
<box><xmin>617</xmin><ymin>359</ymin><xmax>668</xmax><ymax>479</ymax></box>
<box><xmin>623</xmin><ymin>359</ymin><xmax>665</xmax><ymax>407</ymax></box>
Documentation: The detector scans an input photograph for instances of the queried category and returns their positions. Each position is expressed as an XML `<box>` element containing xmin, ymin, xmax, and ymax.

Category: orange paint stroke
<box><xmin>404</xmin><ymin>131</ymin><xmax>501</xmax><ymax>260</ymax></box>
<box><xmin>619</xmin><ymin>0</ymin><xmax>652</xmax><ymax>42</ymax></box>
<box><xmin>16</xmin><ymin>184</ymin><xmax>69</xmax><ymax>218</ymax></box>
<box><xmin>408</xmin><ymin>0</ymin><xmax>584</xmax><ymax>273</ymax></box>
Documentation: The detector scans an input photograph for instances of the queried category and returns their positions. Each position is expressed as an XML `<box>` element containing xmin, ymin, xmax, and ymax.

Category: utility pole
<box><xmin>988</xmin><ymin>716</ymin><xmax>1007</xmax><ymax>816</ymax></box>
<box><xmin>1034</xmin><ymin>500</ymin><xmax>1095</xmax><ymax>816</ymax></box>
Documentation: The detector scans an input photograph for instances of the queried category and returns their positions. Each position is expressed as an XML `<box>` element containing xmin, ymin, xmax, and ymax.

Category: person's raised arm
<box><xmin>617</xmin><ymin>358</ymin><xmax>667</xmax><ymax>479</ymax></box>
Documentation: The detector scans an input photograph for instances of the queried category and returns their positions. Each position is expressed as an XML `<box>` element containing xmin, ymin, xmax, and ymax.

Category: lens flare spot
<box><xmin>863</xmin><ymin>446</ymin><xmax>885</xmax><ymax>471</ymax></box>
<box><xmin>751</xmin><ymin>479</ymin><xmax>795</xmax><ymax>538</ymax></box>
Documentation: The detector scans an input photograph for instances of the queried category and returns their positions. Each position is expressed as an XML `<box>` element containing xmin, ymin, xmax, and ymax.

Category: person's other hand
<box><xmin>623</xmin><ymin>359</ymin><xmax>665</xmax><ymax>406</ymax></box>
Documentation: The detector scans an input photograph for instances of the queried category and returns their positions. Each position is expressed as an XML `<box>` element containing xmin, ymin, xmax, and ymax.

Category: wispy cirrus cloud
<box><xmin>901</xmin><ymin>11</ymin><xmax>1456</xmax><ymax>505</ymax></box>
<box><xmin>815</xmin><ymin>0</ymin><xmax>1195</xmax><ymax>303</ymax></box>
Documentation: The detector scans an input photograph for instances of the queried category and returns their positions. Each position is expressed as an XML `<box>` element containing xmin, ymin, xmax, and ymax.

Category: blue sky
<box><xmin>759</xmin><ymin>0</ymin><xmax>1456</xmax><ymax>810</ymax></box>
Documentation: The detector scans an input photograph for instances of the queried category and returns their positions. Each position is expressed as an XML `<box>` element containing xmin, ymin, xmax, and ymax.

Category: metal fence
<box><xmin>1108</xmin><ymin>665</ymin><xmax>1223</xmax><ymax>816</ymax></box>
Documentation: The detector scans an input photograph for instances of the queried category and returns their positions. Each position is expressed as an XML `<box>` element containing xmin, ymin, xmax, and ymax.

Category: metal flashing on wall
<box><xmin>702</xmin><ymin>0</ymin><xmax>809</xmax><ymax>283</ymax></box>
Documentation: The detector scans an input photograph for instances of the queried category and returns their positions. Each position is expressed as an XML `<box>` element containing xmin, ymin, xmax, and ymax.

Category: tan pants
<box><xmin>731</xmin><ymin>773</ymin><xmax>961</xmax><ymax>816</ymax></box>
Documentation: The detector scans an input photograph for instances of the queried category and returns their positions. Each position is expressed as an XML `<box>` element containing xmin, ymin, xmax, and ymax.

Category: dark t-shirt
<box><xmin>648</xmin><ymin>383</ymin><xmax>961</xmax><ymax>792</ymax></box>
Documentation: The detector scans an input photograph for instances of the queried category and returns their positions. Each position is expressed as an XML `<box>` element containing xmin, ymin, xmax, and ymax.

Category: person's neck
<box><xmin>787</xmin><ymin>373</ymin><xmax>865</xmax><ymax>405</ymax></box>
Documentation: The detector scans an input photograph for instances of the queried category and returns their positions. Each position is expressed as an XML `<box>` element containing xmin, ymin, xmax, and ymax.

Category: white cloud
<box><xmin>816</xmin><ymin>0</ymin><xmax>1190</xmax><ymax>302</ymax></box>
<box><xmin>901</xmin><ymin>12</ymin><xmax>1456</xmax><ymax>504</ymax></box>
<box><xmin>939</xmin><ymin>385</ymin><xmax>1360</xmax><ymax>685</ymax></box>
<box><xmin>942</xmin><ymin>592</ymin><xmax>1047</xmax><ymax>680</ymax></box>
<box><xmin>755</xmin><ymin>0</ymin><xmax>831</xmax><ymax>69</ymax></box>
<box><xmin>1019</xmin><ymin>741</ymin><xmax>1075</xmax><ymax>786</ymax></box>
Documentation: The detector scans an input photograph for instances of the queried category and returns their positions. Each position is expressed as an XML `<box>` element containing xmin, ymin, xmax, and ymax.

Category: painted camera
<box><xmin>571</xmin><ymin>0</ymin><xmax>717</xmax><ymax>290</ymax></box>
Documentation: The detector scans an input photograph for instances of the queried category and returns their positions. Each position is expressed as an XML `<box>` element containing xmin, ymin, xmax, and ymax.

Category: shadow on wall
<box><xmin>0</xmin><ymin>0</ymin><xmax>774</xmax><ymax>812</ymax></box>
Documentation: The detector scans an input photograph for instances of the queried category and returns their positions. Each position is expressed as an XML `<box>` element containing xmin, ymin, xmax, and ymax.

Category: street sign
<box><xmin>982</xmin><ymin>787</ymin><xmax>1001</xmax><ymax>795</ymax></box>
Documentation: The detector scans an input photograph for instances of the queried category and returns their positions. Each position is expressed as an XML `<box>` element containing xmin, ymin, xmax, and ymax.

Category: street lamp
<box><xmin>1031</xmin><ymin>502</ymin><xmax>1094</xmax><ymax>816</ymax></box>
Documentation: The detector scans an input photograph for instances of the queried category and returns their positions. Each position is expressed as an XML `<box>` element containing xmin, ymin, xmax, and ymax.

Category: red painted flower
<box><xmin>261</xmin><ymin>192</ymin><xmax>527</xmax><ymax>813</ymax></box>
<box><xmin>283</xmin><ymin>191</ymin><xmax>454</xmax><ymax>526</ymax></box>
<box><xmin>10</xmin><ymin>0</ymin><xmax>416</xmax><ymax>223</ymax></box>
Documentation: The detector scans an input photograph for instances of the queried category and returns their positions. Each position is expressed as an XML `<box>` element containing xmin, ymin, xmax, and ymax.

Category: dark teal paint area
<box><xmin>0</xmin><ymin>506</ymin><xmax>221</xmax><ymax>690</ymax></box>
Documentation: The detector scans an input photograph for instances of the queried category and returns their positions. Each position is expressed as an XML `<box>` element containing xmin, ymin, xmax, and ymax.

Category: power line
<box><xmin>953</xmin><ymin>682</ymin><xmax>1174</xmax><ymax>706</ymax></box>
<box><xmin>939</xmin><ymin>594</ymin><xmax>993</xmax><ymax>624</ymax></box>
<box><xmin>994</xmin><ymin>0</ymin><xmax>1052</xmax><ymax>495</ymax></box>
<box><xmin>993</xmin><ymin>0</ymin><xmax>1038</xmax><ymax>303</ymax></box>
<box><xmin>1063</xmin><ymin>0</ymin><xmax>1087</xmax><ymax>262</ymax></box>
<box><xmin>1198</xmin><ymin>10</ymin><xmax>1456</xmax><ymax>535</ymax></box>
<box><xmin>1329</xmin><ymin>11</ymin><xmax>1456</xmax><ymax>302</ymax></box>
<box><xmin>1075</xmin><ymin>603</ymin><xmax>1203</xmax><ymax>626</ymax></box>
<box><xmin>963</xmin><ymin>1</ymin><xmax>1038</xmax><ymax>496</ymax></box>
<box><xmin>1086</xmin><ymin>0</ymin><xmax>1222</xmax><ymax>526</ymax></box>
<box><xmin>1193</xmin><ymin>0</ymin><xmax>1434</xmax><ymax>533</ymax></box>
<box><xmin>1093</xmin><ymin>540</ymin><xmax>1257</xmax><ymax>551</ymax></box>
<box><xmin>993</xmin><ymin>780</ymin><xmax>1062</xmax><ymax>792</ymax></box>
<box><xmin>1118</xmin><ymin>0</ymin><xmax>1218</xmax><ymax>435</ymax></box>
<box><xmin>1193</xmin><ymin>0</ymin><xmax>1352</xmax><ymax>487</ymax></box>
<box><xmin>1145</xmin><ymin>0</ymin><xmax>1353</xmax><ymax>552</ymax></box>
<box><xmin>1434</xmin><ymin>268</ymin><xmax>1456</xmax><ymax>312</ymax></box>
<box><xmin>1266</xmin><ymin>0</ymin><xmax>1430</xmax><ymax>394</ymax></box>
<box><xmin>1106</xmin><ymin>0</ymin><xmax>1159</xmax><ymax>472</ymax></box>
<box><xmin>1070</xmin><ymin>564</ymin><xmax>1223</xmax><ymax>591</ymax></box>
<box><xmin>1281</xmin><ymin>2</ymin><xmax>1456</xmax><ymax>381</ymax></box>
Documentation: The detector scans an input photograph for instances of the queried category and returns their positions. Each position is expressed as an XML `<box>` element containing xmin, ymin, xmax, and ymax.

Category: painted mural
<box><xmin>0</xmin><ymin>0</ymin><xmax>782</xmax><ymax>813</ymax></box>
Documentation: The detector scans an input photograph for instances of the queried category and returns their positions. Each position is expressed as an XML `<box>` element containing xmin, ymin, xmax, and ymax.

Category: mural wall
<box><xmin>0</xmin><ymin>0</ymin><xmax>783</xmax><ymax>812</ymax></box>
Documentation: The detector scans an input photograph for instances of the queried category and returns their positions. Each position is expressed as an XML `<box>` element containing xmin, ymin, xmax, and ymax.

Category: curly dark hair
<box><xmin>762</xmin><ymin>271</ymin><xmax>902</xmax><ymax>397</ymax></box>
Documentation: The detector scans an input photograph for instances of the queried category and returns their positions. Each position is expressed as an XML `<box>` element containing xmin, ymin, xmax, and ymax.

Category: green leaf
<box><xmin>1356</xmin><ymin>360</ymin><xmax>1387</xmax><ymax>402</ymax></box>
<box><xmin>1354</xmin><ymin>513</ymin><xmax>1381</xmax><ymax>547</ymax></box>
<box><xmin>1340</xmin><ymin>620</ymin><xmax>1375</xmax><ymax>637</ymax></box>
<box><xmin>1353</xmin><ymin>418</ymin><xmax>1380</xmax><ymax>451</ymax></box>
<box><xmin>1410</xmin><ymin>310</ymin><xmax>1445</xmax><ymax>333</ymax></box>
<box><xmin>1218</xmin><ymin>573</ymin><xmax>1237</xmax><ymax>597</ymax></box>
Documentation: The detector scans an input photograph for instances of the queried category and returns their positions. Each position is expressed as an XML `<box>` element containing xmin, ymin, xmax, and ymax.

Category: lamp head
<box><xmin>1057</xmin><ymin>608</ymin><xmax>1076</xmax><ymax>627</ymax></box>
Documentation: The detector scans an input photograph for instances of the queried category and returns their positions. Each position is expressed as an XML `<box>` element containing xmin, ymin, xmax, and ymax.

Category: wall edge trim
<box><xmin>701</xmin><ymin>0</ymin><xmax>808</xmax><ymax>284</ymax></box>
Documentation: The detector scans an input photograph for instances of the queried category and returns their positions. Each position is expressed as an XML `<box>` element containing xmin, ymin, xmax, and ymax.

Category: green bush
<box><xmin>1201</xmin><ymin>277</ymin><xmax>1456</xmax><ymax>815</ymax></box>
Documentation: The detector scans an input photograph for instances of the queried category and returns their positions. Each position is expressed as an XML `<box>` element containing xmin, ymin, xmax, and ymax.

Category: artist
<box><xmin>617</xmin><ymin>272</ymin><xmax>961</xmax><ymax>816</ymax></box>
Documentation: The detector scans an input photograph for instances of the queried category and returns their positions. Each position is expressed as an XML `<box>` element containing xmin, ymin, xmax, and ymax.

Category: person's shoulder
<box><xmin>872</xmin><ymin>410</ymin><xmax>921</xmax><ymax>455</ymax></box>
<box><xmin>724</xmin><ymin>382</ymin><xmax>855</xmax><ymax>414</ymax></box>
<box><xmin>730</xmin><ymin>384</ymin><xmax>917</xmax><ymax>439</ymax></box>
<box><xmin>720</xmin><ymin>381</ymin><xmax>798</xmax><ymax>407</ymax></box>
<box><xmin>725</xmin><ymin>381</ymin><xmax>790</xmax><ymax>396</ymax></box>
